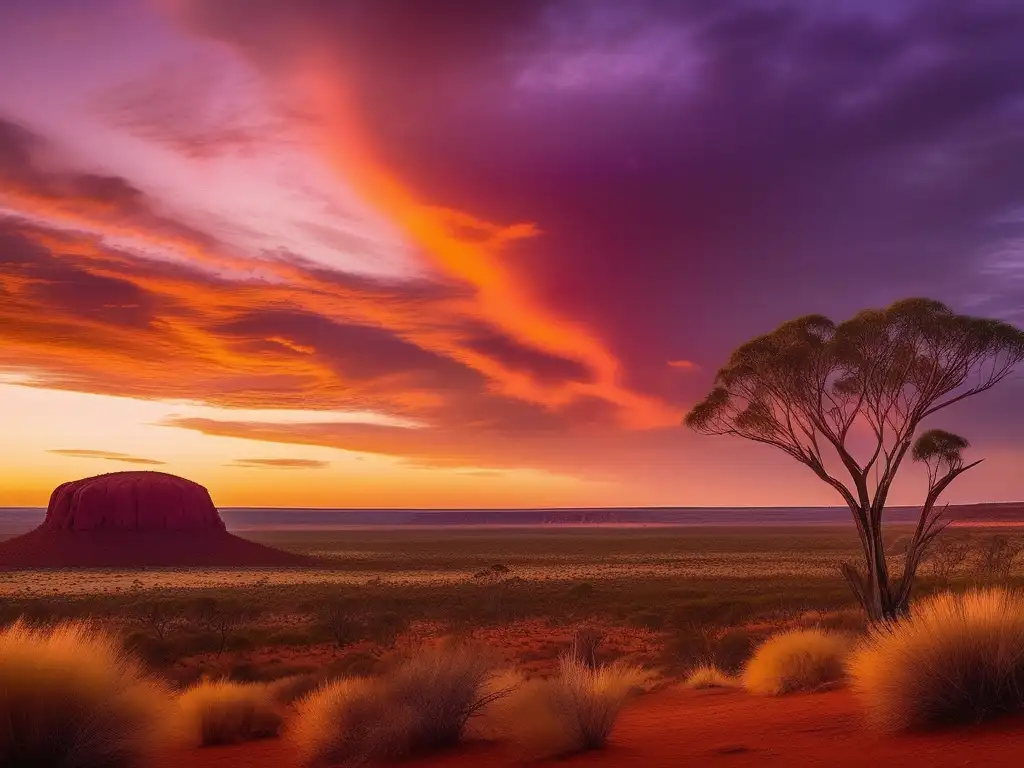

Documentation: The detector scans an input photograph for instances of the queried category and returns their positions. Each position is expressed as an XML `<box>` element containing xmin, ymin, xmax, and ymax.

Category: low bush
<box><xmin>489</xmin><ymin>656</ymin><xmax>648</xmax><ymax>757</ymax></box>
<box><xmin>176</xmin><ymin>679</ymin><xmax>283</xmax><ymax>746</ymax></box>
<box><xmin>0</xmin><ymin>620</ymin><xmax>174</xmax><ymax>767</ymax></box>
<box><xmin>566</xmin><ymin>626</ymin><xmax>605</xmax><ymax>669</ymax></box>
<box><xmin>267</xmin><ymin>673</ymin><xmax>323</xmax><ymax>706</ymax></box>
<box><xmin>742</xmin><ymin>629</ymin><xmax>851</xmax><ymax>695</ymax></box>
<box><xmin>848</xmin><ymin>589</ymin><xmax>1024</xmax><ymax>730</ymax></box>
<box><xmin>289</xmin><ymin>643</ymin><xmax>507</xmax><ymax>766</ymax></box>
<box><xmin>712</xmin><ymin>627</ymin><xmax>757</xmax><ymax>672</ymax></box>
<box><xmin>685</xmin><ymin>663</ymin><xmax>739</xmax><ymax>689</ymax></box>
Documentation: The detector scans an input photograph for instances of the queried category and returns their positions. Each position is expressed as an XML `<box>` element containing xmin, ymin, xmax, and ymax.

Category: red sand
<box><xmin>155</xmin><ymin>686</ymin><xmax>1024</xmax><ymax>768</ymax></box>
<box><xmin>0</xmin><ymin>471</ymin><xmax>313</xmax><ymax>568</ymax></box>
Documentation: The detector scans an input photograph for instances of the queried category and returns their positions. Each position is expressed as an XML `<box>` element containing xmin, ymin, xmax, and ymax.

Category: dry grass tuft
<box><xmin>848</xmin><ymin>588</ymin><xmax>1024</xmax><ymax>731</ymax></box>
<box><xmin>686</xmin><ymin>663</ymin><xmax>739</xmax><ymax>689</ymax></box>
<box><xmin>0</xmin><ymin>620</ymin><xmax>175</xmax><ymax>768</ymax></box>
<box><xmin>487</xmin><ymin>656</ymin><xmax>649</xmax><ymax>757</ymax></box>
<box><xmin>266</xmin><ymin>673</ymin><xmax>323</xmax><ymax>706</ymax></box>
<box><xmin>742</xmin><ymin>628</ymin><xmax>852</xmax><ymax>695</ymax></box>
<box><xmin>176</xmin><ymin>679</ymin><xmax>283</xmax><ymax>746</ymax></box>
<box><xmin>288</xmin><ymin>643</ymin><xmax>508</xmax><ymax>766</ymax></box>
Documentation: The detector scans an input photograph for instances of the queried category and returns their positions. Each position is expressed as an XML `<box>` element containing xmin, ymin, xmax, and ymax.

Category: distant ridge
<box><xmin>211</xmin><ymin>502</ymin><xmax>1024</xmax><ymax>528</ymax></box>
<box><xmin>1</xmin><ymin>503</ymin><xmax>1022</xmax><ymax>534</ymax></box>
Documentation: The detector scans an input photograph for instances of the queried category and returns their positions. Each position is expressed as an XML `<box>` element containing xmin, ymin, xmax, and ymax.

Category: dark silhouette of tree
<box><xmin>130</xmin><ymin>599</ymin><xmax>181</xmax><ymax>641</ymax></box>
<box><xmin>686</xmin><ymin>299</ymin><xmax>1024</xmax><ymax>621</ymax></box>
<box><xmin>188</xmin><ymin>597</ymin><xmax>258</xmax><ymax>656</ymax></box>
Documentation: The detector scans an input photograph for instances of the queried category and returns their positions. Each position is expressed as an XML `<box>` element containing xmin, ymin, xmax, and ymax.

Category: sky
<box><xmin>2</xmin><ymin>0</ymin><xmax>1024</xmax><ymax>508</ymax></box>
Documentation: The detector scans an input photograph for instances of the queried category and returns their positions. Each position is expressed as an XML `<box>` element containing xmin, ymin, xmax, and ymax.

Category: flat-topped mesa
<box><xmin>43</xmin><ymin>471</ymin><xmax>226</xmax><ymax>532</ymax></box>
<box><xmin>0</xmin><ymin>470</ymin><xmax>316</xmax><ymax>569</ymax></box>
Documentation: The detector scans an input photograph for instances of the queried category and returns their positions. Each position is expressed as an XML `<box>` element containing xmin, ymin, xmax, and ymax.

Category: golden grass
<box><xmin>742</xmin><ymin>628</ymin><xmax>852</xmax><ymax>695</ymax></box>
<box><xmin>288</xmin><ymin>643</ymin><xmax>507</xmax><ymax>766</ymax></box>
<box><xmin>266</xmin><ymin>673</ymin><xmax>323</xmax><ymax>705</ymax></box>
<box><xmin>486</xmin><ymin>656</ymin><xmax>649</xmax><ymax>757</ymax></box>
<box><xmin>848</xmin><ymin>588</ymin><xmax>1024</xmax><ymax>731</ymax></box>
<box><xmin>685</xmin><ymin>663</ymin><xmax>739</xmax><ymax>689</ymax></box>
<box><xmin>176</xmin><ymin>679</ymin><xmax>283</xmax><ymax>747</ymax></box>
<box><xmin>0</xmin><ymin>620</ymin><xmax>175</xmax><ymax>768</ymax></box>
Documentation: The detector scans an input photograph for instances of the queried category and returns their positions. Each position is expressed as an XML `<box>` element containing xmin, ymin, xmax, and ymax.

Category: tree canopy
<box><xmin>685</xmin><ymin>298</ymin><xmax>1024</xmax><ymax>619</ymax></box>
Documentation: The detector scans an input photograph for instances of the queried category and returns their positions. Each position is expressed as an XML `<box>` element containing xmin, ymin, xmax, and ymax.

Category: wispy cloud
<box><xmin>47</xmin><ymin>449</ymin><xmax>165</xmax><ymax>465</ymax></box>
<box><xmin>229</xmin><ymin>457</ymin><xmax>329</xmax><ymax>469</ymax></box>
<box><xmin>668</xmin><ymin>360</ymin><xmax>699</xmax><ymax>372</ymax></box>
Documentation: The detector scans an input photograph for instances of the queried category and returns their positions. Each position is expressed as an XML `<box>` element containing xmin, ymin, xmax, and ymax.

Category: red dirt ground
<box><xmin>153</xmin><ymin>685</ymin><xmax>1024</xmax><ymax>767</ymax></box>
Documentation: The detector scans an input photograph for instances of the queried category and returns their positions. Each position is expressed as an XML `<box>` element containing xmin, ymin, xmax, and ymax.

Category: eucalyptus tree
<box><xmin>685</xmin><ymin>299</ymin><xmax>1024</xmax><ymax>621</ymax></box>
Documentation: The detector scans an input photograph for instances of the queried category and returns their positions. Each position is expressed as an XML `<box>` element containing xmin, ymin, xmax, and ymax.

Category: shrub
<box><xmin>712</xmin><ymin>627</ymin><xmax>757</xmax><ymax>672</ymax></box>
<box><xmin>288</xmin><ymin>643</ymin><xmax>507</xmax><ymax>766</ymax></box>
<box><xmin>686</xmin><ymin>663</ymin><xmax>739</xmax><ymax>690</ymax></box>
<box><xmin>0</xmin><ymin>620</ymin><xmax>174</xmax><ymax>768</ymax></box>
<box><xmin>742</xmin><ymin>629</ymin><xmax>851</xmax><ymax>695</ymax></box>
<box><xmin>267</xmin><ymin>673</ymin><xmax>323</xmax><ymax>706</ymax></box>
<box><xmin>848</xmin><ymin>588</ymin><xmax>1024</xmax><ymax>730</ymax></box>
<box><xmin>976</xmin><ymin>536</ymin><xmax>1021</xmax><ymax>582</ymax></box>
<box><xmin>566</xmin><ymin>626</ymin><xmax>605</xmax><ymax>669</ymax></box>
<box><xmin>923</xmin><ymin>537</ymin><xmax>971</xmax><ymax>586</ymax></box>
<box><xmin>176</xmin><ymin>679</ymin><xmax>283</xmax><ymax>747</ymax></box>
<box><xmin>490</xmin><ymin>656</ymin><xmax>648</xmax><ymax>757</ymax></box>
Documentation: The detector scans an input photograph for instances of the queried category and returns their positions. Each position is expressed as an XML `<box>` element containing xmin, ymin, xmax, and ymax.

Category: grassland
<box><xmin>0</xmin><ymin>524</ymin><xmax>1020</xmax><ymax>684</ymax></box>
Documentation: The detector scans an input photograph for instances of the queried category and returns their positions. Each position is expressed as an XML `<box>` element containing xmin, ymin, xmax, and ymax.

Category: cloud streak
<box><xmin>229</xmin><ymin>458</ymin><xmax>329</xmax><ymax>469</ymax></box>
<box><xmin>47</xmin><ymin>449</ymin><xmax>166</xmax><ymax>465</ymax></box>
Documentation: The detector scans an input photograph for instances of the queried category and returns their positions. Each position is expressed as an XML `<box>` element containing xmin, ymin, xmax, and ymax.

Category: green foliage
<box><xmin>912</xmin><ymin>429</ymin><xmax>969</xmax><ymax>464</ymax></box>
<box><xmin>685</xmin><ymin>298</ymin><xmax>1024</xmax><ymax>620</ymax></box>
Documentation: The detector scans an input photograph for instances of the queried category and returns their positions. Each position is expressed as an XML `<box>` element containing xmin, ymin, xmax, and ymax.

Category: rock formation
<box><xmin>0</xmin><ymin>471</ymin><xmax>314</xmax><ymax>568</ymax></box>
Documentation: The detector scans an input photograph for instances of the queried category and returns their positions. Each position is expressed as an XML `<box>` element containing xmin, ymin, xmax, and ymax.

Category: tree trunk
<box><xmin>841</xmin><ymin>508</ymin><xmax>909</xmax><ymax>622</ymax></box>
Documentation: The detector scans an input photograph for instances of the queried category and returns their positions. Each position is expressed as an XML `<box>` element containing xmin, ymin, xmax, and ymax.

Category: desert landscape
<box><xmin>4</xmin><ymin>484</ymin><xmax>1024</xmax><ymax>766</ymax></box>
<box><xmin>6</xmin><ymin>0</ymin><xmax>1024</xmax><ymax>766</ymax></box>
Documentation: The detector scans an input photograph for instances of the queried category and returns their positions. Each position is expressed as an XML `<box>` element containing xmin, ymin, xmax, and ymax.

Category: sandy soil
<box><xmin>154</xmin><ymin>685</ymin><xmax>1024</xmax><ymax>767</ymax></box>
<box><xmin>169</xmin><ymin>619</ymin><xmax>662</xmax><ymax>683</ymax></box>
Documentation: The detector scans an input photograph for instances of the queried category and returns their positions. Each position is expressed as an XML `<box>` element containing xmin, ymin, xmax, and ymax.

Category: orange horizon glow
<box><xmin>3</xmin><ymin>1</ymin><xmax>1024</xmax><ymax>510</ymax></box>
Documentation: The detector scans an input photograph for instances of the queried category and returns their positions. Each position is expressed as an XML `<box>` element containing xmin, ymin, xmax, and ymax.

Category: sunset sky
<box><xmin>3</xmin><ymin>0</ymin><xmax>1024</xmax><ymax>508</ymax></box>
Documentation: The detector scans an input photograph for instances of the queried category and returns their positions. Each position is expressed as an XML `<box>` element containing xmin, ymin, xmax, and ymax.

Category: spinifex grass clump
<box><xmin>484</xmin><ymin>655</ymin><xmax>649</xmax><ymax>757</ymax></box>
<box><xmin>686</xmin><ymin>663</ymin><xmax>739</xmax><ymax>690</ymax></box>
<box><xmin>849</xmin><ymin>589</ymin><xmax>1024</xmax><ymax>731</ymax></box>
<box><xmin>289</xmin><ymin>643</ymin><xmax>508</xmax><ymax>766</ymax></box>
<box><xmin>0</xmin><ymin>620</ymin><xmax>175</xmax><ymax>768</ymax></box>
<box><xmin>742</xmin><ymin>629</ymin><xmax>852</xmax><ymax>695</ymax></box>
<box><xmin>176</xmin><ymin>679</ymin><xmax>283</xmax><ymax>746</ymax></box>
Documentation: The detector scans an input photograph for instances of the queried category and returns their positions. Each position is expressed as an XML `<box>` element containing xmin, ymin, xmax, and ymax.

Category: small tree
<box><xmin>686</xmin><ymin>299</ymin><xmax>1024</xmax><ymax>621</ymax></box>
<box><xmin>188</xmin><ymin>597</ymin><xmax>255</xmax><ymax>656</ymax></box>
<box><xmin>130</xmin><ymin>599</ymin><xmax>180</xmax><ymax>641</ymax></box>
<box><xmin>976</xmin><ymin>534</ymin><xmax>1022</xmax><ymax>582</ymax></box>
<box><xmin>316</xmin><ymin>598</ymin><xmax>366</xmax><ymax>650</ymax></box>
<box><xmin>922</xmin><ymin>536</ymin><xmax>971</xmax><ymax>587</ymax></box>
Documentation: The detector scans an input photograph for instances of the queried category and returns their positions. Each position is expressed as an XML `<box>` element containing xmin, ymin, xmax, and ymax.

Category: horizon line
<box><xmin>2</xmin><ymin>501</ymin><xmax>1022</xmax><ymax>512</ymax></box>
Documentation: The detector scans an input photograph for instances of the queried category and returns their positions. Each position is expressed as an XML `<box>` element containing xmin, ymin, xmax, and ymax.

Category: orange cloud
<box><xmin>668</xmin><ymin>360</ymin><xmax>699</xmax><ymax>371</ymax></box>
<box><xmin>230</xmin><ymin>458</ymin><xmax>329</xmax><ymax>469</ymax></box>
<box><xmin>46</xmin><ymin>449</ymin><xmax>165</xmax><ymax>465</ymax></box>
<box><xmin>0</xmin><ymin>100</ymin><xmax>680</xmax><ymax>493</ymax></box>
<box><xmin>0</xmin><ymin>220</ymin><xmax>461</xmax><ymax>416</ymax></box>
<box><xmin>0</xmin><ymin>110</ymin><xmax>678</xmax><ymax>434</ymax></box>
<box><xmin>267</xmin><ymin>336</ymin><xmax>316</xmax><ymax>355</ymax></box>
<box><xmin>293</xmin><ymin>59</ymin><xmax>679</xmax><ymax>428</ymax></box>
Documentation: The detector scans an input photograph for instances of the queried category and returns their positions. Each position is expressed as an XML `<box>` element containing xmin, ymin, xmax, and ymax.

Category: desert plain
<box><xmin>5</xmin><ymin>516</ymin><xmax>1024</xmax><ymax>766</ymax></box>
